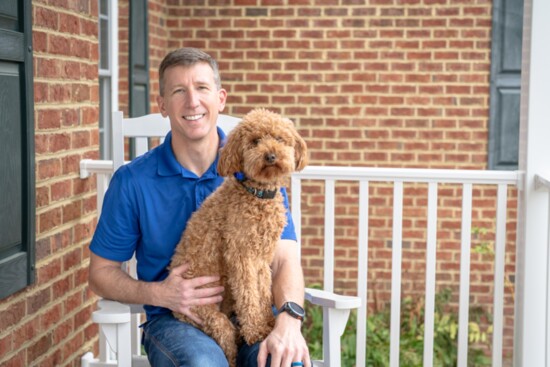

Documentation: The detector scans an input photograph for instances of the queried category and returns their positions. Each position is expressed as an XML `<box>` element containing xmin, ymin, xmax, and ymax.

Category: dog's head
<box><xmin>218</xmin><ymin>108</ymin><xmax>308</xmax><ymax>184</ymax></box>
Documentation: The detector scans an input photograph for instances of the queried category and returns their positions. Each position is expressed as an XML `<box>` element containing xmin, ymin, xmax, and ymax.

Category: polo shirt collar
<box><xmin>157</xmin><ymin>126</ymin><xmax>227</xmax><ymax>178</ymax></box>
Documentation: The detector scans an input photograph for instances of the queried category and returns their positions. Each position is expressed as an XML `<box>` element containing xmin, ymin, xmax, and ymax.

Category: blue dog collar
<box><xmin>233</xmin><ymin>172</ymin><xmax>277</xmax><ymax>199</ymax></box>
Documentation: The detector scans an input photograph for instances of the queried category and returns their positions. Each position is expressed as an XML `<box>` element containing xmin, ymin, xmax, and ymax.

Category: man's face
<box><xmin>157</xmin><ymin>62</ymin><xmax>227</xmax><ymax>143</ymax></box>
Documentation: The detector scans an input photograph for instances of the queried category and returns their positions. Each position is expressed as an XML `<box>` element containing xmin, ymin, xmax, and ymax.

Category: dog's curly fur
<box><xmin>170</xmin><ymin>108</ymin><xmax>308</xmax><ymax>366</ymax></box>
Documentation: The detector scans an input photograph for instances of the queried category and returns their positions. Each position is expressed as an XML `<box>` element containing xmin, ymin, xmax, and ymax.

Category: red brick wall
<box><xmin>0</xmin><ymin>1</ymin><xmax>100</xmax><ymax>366</ymax></box>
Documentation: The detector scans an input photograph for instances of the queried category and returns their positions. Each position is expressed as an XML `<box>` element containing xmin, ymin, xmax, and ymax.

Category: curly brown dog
<box><xmin>169</xmin><ymin>108</ymin><xmax>308</xmax><ymax>366</ymax></box>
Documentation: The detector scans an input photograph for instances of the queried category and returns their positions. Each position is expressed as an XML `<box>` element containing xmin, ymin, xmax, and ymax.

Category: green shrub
<box><xmin>303</xmin><ymin>288</ymin><xmax>492</xmax><ymax>367</ymax></box>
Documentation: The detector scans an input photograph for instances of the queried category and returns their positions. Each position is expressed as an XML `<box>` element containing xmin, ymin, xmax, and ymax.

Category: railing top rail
<box><xmin>80</xmin><ymin>159</ymin><xmax>116</xmax><ymax>178</ymax></box>
<box><xmin>293</xmin><ymin>166</ymin><xmax>521</xmax><ymax>186</ymax></box>
<box><xmin>534</xmin><ymin>173</ymin><xmax>550</xmax><ymax>191</ymax></box>
<box><xmin>81</xmin><ymin>159</ymin><xmax>522</xmax><ymax>186</ymax></box>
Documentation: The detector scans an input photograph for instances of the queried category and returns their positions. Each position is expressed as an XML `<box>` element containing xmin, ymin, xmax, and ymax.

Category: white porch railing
<box><xmin>291</xmin><ymin>166</ymin><xmax>521</xmax><ymax>367</ymax></box>
<box><xmin>81</xmin><ymin>160</ymin><xmax>530</xmax><ymax>366</ymax></box>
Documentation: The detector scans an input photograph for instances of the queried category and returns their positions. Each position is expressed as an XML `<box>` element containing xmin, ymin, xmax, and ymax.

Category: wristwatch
<box><xmin>278</xmin><ymin>301</ymin><xmax>305</xmax><ymax>322</ymax></box>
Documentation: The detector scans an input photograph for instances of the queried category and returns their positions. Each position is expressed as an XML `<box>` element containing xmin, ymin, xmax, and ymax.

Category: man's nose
<box><xmin>184</xmin><ymin>89</ymin><xmax>200</xmax><ymax>108</ymax></box>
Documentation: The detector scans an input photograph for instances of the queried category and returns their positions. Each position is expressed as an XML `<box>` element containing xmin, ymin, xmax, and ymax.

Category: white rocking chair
<box><xmin>80</xmin><ymin>111</ymin><xmax>361</xmax><ymax>367</ymax></box>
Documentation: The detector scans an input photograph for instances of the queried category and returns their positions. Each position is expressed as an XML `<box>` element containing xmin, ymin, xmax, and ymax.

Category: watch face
<box><xmin>279</xmin><ymin>302</ymin><xmax>305</xmax><ymax>321</ymax></box>
<box><xmin>288</xmin><ymin>302</ymin><xmax>305</xmax><ymax>316</ymax></box>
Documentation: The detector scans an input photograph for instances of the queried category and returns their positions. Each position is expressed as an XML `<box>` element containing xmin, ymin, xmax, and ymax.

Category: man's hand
<box><xmin>159</xmin><ymin>263</ymin><xmax>224</xmax><ymax>325</ymax></box>
<box><xmin>88</xmin><ymin>253</ymin><xmax>224</xmax><ymax>325</ymax></box>
<box><xmin>257</xmin><ymin>312</ymin><xmax>310</xmax><ymax>367</ymax></box>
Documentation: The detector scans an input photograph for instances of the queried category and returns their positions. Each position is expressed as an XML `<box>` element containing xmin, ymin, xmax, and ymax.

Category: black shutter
<box><xmin>488</xmin><ymin>0</ymin><xmax>523</xmax><ymax>170</ymax></box>
<box><xmin>129</xmin><ymin>0</ymin><xmax>150</xmax><ymax>118</ymax></box>
<box><xmin>0</xmin><ymin>0</ymin><xmax>35</xmax><ymax>299</ymax></box>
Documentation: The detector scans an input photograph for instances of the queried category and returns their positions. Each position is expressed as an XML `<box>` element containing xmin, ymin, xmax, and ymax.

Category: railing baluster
<box><xmin>390</xmin><ymin>181</ymin><xmax>404</xmax><ymax>367</ymax></box>
<box><xmin>423</xmin><ymin>182</ymin><xmax>438</xmax><ymax>367</ymax></box>
<box><xmin>492</xmin><ymin>183</ymin><xmax>508</xmax><ymax>366</ymax></box>
<box><xmin>356</xmin><ymin>180</ymin><xmax>369</xmax><ymax>367</ymax></box>
<box><xmin>325</xmin><ymin>179</ymin><xmax>336</xmax><ymax>293</ymax></box>
<box><xmin>291</xmin><ymin>176</ymin><xmax>302</xmax><ymax>260</ymax></box>
<box><xmin>457</xmin><ymin>183</ymin><xmax>473</xmax><ymax>367</ymax></box>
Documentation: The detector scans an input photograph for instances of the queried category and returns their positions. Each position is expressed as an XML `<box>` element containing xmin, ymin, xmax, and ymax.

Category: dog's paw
<box><xmin>223</xmin><ymin>345</ymin><xmax>237</xmax><ymax>367</ymax></box>
<box><xmin>219</xmin><ymin>340</ymin><xmax>237</xmax><ymax>367</ymax></box>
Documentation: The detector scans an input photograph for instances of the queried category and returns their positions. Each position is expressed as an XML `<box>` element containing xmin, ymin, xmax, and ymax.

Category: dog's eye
<box><xmin>252</xmin><ymin>138</ymin><xmax>260</xmax><ymax>146</ymax></box>
<box><xmin>275</xmin><ymin>136</ymin><xmax>284</xmax><ymax>143</ymax></box>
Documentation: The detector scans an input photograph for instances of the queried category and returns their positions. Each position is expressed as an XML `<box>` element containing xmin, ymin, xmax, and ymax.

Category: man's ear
<box><xmin>157</xmin><ymin>95</ymin><xmax>168</xmax><ymax>117</ymax></box>
<box><xmin>218</xmin><ymin>88</ymin><xmax>227</xmax><ymax>112</ymax></box>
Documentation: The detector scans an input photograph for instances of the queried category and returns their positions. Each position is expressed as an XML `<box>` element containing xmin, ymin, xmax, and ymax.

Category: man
<box><xmin>88</xmin><ymin>47</ymin><xmax>310</xmax><ymax>367</ymax></box>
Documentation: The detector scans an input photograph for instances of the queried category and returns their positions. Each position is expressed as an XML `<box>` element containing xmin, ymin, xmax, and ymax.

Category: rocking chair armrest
<box><xmin>304</xmin><ymin>288</ymin><xmax>361</xmax><ymax>367</ymax></box>
<box><xmin>305</xmin><ymin>287</ymin><xmax>361</xmax><ymax>310</ymax></box>
<box><xmin>92</xmin><ymin>299</ymin><xmax>147</xmax><ymax>324</ymax></box>
<box><xmin>93</xmin><ymin>290</ymin><xmax>360</xmax><ymax>324</ymax></box>
<box><xmin>92</xmin><ymin>299</ymin><xmax>132</xmax><ymax>324</ymax></box>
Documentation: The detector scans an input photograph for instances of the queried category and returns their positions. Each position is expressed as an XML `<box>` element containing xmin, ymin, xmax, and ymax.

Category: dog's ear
<box><xmin>217</xmin><ymin>128</ymin><xmax>243</xmax><ymax>177</ymax></box>
<box><xmin>286</xmin><ymin>119</ymin><xmax>308</xmax><ymax>171</ymax></box>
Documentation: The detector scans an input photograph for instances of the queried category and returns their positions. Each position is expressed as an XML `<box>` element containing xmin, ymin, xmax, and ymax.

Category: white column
<box><xmin>514</xmin><ymin>0</ymin><xmax>550</xmax><ymax>365</ymax></box>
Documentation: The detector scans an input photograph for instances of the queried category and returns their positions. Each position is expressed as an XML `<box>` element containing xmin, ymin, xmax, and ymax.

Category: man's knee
<box><xmin>142</xmin><ymin>314</ymin><xmax>229</xmax><ymax>367</ymax></box>
<box><xmin>144</xmin><ymin>336</ymin><xmax>229</xmax><ymax>367</ymax></box>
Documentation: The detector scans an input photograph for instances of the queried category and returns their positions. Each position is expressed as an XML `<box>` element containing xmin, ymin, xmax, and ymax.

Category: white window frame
<box><xmin>98</xmin><ymin>0</ymin><xmax>118</xmax><ymax>159</ymax></box>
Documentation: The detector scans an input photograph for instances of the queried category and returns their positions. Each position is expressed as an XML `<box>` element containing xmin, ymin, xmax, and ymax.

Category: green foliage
<box><xmin>471</xmin><ymin>227</ymin><xmax>493</xmax><ymax>255</ymax></box>
<box><xmin>471</xmin><ymin>226</ymin><xmax>515</xmax><ymax>302</ymax></box>
<box><xmin>302</xmin><ymin>287</ymin><xmax>492</xmax><ymax>367</ymax></box>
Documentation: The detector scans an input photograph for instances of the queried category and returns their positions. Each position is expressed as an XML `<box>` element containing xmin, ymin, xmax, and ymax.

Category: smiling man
<box><xmin>88</xmin><ymin>48</ymin><xmax>310</xmax><ymax>367</ymax></box>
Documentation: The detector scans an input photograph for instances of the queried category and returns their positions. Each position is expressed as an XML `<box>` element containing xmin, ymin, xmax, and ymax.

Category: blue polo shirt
<box><xmin>90</xmin><ymin>128</ymin><xmax>296</xmax><ymax>319</ymax></box>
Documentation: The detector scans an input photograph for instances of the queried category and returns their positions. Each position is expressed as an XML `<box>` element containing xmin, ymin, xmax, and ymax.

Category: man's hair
<box><xmin>158</xmin><ymin>47</ymin><xmax>221</xmax><ymax>96</ymax></box>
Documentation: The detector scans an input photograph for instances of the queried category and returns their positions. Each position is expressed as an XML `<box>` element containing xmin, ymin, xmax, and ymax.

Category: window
<box><xmin>488</xmin><ymin>0</ymin><xmax>523</xmax><ymax>170</ymax></box>
<box><xmin>129</xmin><ymin>0</ymin><xmax>150</xmax><ymax>118</ymax></box>
<box><xmin>98</xmin><ymin>0</ymin><xmax>118</xmax><ymax>159</ymax></box>
<box><xmin>0</xmin><ymin>0</ymin><xmax>35</xmax><ymax>299</ymax></box>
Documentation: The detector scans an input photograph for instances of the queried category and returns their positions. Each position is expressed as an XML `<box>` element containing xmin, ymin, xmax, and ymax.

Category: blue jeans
<box><xmin>142</xmin><ymin>313</ymin><xmax>271</xmax><ymax>367</ymax></box>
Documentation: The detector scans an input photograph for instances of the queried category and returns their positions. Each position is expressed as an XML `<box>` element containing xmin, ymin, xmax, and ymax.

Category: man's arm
<box><xmin>88</xmin><ymin>252</ymin><xmax>224</xmax><ymax>325</ymax></box>
<box><xmin>257</xmin><ymin>239</ymin><xmax>311</xmax><ymax>367</ymax></box>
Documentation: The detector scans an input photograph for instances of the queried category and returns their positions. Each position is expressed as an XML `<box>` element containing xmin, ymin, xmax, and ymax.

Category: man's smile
<box><xmin>183</xmin><ymin>113</ymin><xmax>205</xmax><ymax>121</ymax></box>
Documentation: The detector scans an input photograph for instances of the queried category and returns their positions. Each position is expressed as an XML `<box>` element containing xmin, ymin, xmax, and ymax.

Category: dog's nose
<box><xmin>265</xmin><ymin>153</ymin><xmax>277</xmax><ymax>164</ymax></box>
